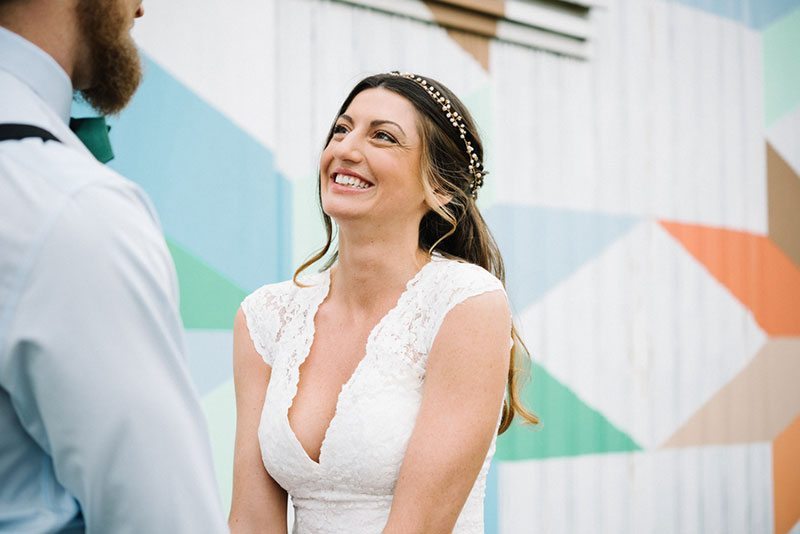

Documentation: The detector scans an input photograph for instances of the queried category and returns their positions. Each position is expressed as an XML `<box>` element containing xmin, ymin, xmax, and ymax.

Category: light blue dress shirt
<box><xmin>0</xmin><ymin>27</ymin><xmax>228</xmax><ymax>533</ymax></box>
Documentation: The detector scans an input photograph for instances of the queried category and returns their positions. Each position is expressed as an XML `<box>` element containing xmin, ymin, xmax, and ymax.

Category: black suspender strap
<box><xmin>0</xmin><ymin>123</ymin><xmax>61</xmax><ymax>143</ymax></box>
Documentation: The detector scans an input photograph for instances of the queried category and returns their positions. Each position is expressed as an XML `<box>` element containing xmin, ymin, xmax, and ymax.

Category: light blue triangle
<box><xmin>484</xmin><ymin>204</ymin><xmax>638</xmax><ymax>312</ymax></box>
<box><xmin>670</xmin><ymin>0</ymin><xmax>800</xmax><ymax>29</ymax></box>
<box><xmin>185</xmin><ymin>330</ymin><xmax>234</xmax><ymax>396</ymax></box>
<box><xmin>104</xmin><ymin>54</ymin><xmax>292</xmax><ymax>291</ymax></box>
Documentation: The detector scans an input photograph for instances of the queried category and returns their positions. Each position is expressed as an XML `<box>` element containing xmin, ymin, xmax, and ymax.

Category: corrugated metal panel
<box><xmin>118</xmin><ymin>0</ymin><xmax>800</xmax><ymax>531</ymax></box>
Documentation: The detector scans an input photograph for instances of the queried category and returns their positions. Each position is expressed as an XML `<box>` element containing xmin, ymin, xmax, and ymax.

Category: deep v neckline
<box><xmin>286</xmin><ymin>258</ymin><xmax>438</xmax><ymax>467</ymax></box>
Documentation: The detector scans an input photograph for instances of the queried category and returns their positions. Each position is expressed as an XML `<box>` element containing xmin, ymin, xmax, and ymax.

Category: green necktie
<box><xmin>69</xmin><ymin>117</ymin><xmax>114</xmax><ymax>163</ymax></box>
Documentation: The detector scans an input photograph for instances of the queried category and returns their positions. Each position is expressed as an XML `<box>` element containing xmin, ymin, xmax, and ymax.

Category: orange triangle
<box><xmin>774</xmin><ymin>416</ymin><xmax>800</xmax><ymax>534</ymax></box>
<box><xmin>660</xmin><ymin>221</ymin><xmax>800</xmax><ymax>335</ymax></box>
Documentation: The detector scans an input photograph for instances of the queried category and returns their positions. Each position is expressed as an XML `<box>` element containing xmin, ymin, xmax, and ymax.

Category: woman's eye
<box><xmin>332</xmin><ymin>124</ymin><xmax>349</xmax><ymax>136</ymax></box>
<box><xmin>375</xmin><ymin>131</ymin><xmax>397</xmax><ymax>143</ymax></box>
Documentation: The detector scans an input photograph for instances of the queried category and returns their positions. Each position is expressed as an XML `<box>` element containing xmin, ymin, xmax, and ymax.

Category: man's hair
<box><xmin>0</xmin><ymin>0</ymin><xmax>25</xmax><ymax>13</ymax></box>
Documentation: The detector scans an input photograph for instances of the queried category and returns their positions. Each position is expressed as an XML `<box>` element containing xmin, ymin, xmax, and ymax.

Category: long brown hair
<box><xmin>294</xmin><ymin>73</ymin><xmax>538</xmax><ymax>433</ymax></box>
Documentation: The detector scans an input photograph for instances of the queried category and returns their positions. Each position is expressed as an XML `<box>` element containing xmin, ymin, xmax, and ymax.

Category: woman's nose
<box><xmin>332</xmin><ymin>132</ymin><xmax>364</xmax><ymax>163</ymax></box>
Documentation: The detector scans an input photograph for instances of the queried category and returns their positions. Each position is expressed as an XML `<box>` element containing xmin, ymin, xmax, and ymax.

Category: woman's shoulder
<box><xmin>408</xmin><ymin>255</ymin><xmax>511</xmax><ymax>357</ymax></box>
<box><xmin>239</xmin><ymin>272</ymin><xmax>329</xmax><ymax>365</ymax></box>
<box><xmin>427</xmin><ymin>255</ymin><xmax>505</xmax><ymax>295</ymax></box>
<box><xmin>242</xmin><ymin>271</ymin><xmax>328</xmax><ymax>310</ymax></box>
<box><xmin>240</xmin><ymin>272</ymin><xmax>328</xmax><ymax>330</ymax></box>
<box><xmin>417</xmin><ymin>255</ymin><xmax>508</xmax><ymax>328</ymax></box>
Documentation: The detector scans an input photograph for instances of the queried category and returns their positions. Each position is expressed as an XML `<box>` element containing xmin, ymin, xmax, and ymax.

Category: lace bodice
<box><xmin>241</xmin><ymin>256</ymin><xmax>508</xmax><ymax>533</ymax></box>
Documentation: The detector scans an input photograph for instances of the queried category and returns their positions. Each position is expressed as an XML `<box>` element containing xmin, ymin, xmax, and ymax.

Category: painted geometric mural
<box><xmin>71</xmin><ymin>0</ymin><xmax>800</xmax><ymax>531</ymax></box>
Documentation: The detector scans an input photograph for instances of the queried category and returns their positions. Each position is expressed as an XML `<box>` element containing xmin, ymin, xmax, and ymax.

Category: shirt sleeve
<box><xmin>2</xmin><ymin>181</ymin><xmax>228</xmax><ymax>533</ymax></box>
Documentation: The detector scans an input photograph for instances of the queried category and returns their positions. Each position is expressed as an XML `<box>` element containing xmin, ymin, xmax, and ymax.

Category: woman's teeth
<box><xmin>334</xmin><ymin>173</ymin><xmax>371</xmax><ymax>189</ymax></box>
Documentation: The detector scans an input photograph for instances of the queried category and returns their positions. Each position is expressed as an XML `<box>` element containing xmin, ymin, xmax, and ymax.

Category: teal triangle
<box><xmin>105</xmin><ymin>55</ymin><xmax>292</xmax><ymax>292</ymax></box>
<box><xmin>495</xmin><ymin>362</ymin><xmax>641</xmax><ymax>461</ymax></box>
<box><xmin>485</xmin><ymin>205</ymin><xmax>638</xmax><ymax>312</ymax></box>
<box><xmin>167</xmin><ymin>238</ymin><xmax>247</xmax><ymax>330</ymax></box>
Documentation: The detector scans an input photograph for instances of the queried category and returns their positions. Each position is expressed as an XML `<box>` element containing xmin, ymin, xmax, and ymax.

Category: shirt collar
<box><xmin>0</xmin><ymin>26</ymin><xmax>73</xmax><ymax>124</ymax></box>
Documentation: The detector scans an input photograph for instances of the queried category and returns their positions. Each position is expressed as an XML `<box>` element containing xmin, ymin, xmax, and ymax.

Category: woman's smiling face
<box><xmin>319</xmin><ymin>87</ymin><xmax>428</xmax><ymax>226</ymax></box>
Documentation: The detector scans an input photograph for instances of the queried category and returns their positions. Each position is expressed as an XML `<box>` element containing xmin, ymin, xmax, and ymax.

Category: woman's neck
<box><xmin>331</xmin><ymin>225</ymin><xmax>430</xmax><ymax>315</ymax></box>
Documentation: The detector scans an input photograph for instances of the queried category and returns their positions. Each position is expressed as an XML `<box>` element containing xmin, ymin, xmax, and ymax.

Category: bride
<box><xmin>229</xmin><ymin>72</ymin><xmax>537</xmax><ymax>533</ymax></box>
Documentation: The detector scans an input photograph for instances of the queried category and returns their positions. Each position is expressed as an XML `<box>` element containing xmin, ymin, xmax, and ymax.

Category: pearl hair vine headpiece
<box><xmin>388</xmin><ymin>71</ymin><xmax>486</xmax><ymax>199</ymax></box>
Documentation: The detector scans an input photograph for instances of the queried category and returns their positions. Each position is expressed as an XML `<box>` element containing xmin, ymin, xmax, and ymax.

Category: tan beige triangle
<box><xmin>662</xmin><ymin>339</ymin><xmax>800</xmax><ymax>448</ymax></box>
<box><xmin>768</xmin><ymin>142</ymin><xmax>800</xmax><ymax>267</ymax></box>
<box><xmin>423</xmin><ymin>0</ymin><xmax>502</xmax><ymax>71</ymax></box>
<box><xmin>446</xmin><ymin>29</ymin><xmax>491</xmax><ymax>71</ymax></box>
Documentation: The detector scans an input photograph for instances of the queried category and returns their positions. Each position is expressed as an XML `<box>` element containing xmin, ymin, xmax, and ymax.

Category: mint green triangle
<box><xmin>167</xmin><ymin>239</ymin><xmax>248</xmax><ymax>329</ymax></box>
<box><xmin>764</xmin><ymin>6</ymin><xmax>800</xmax><ymax>126</ymax></box>
<box><xmin>495</xmin><ymin>363</ymin><xmax>641</xmax><ymax>461</ymax></box>
<box><xmin>201</xmin><ymin>378</ymin><xmax>236</xmax><ymax>515</ymax></box>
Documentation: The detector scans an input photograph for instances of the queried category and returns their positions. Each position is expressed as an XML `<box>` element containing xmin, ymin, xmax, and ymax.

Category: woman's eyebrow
<box><xmin>370</xmin><ymin>120</ymin><xmax>406</xmax><ymax>136</ymax></box>
<box><xmin>338</xmin><ymin>114</ymin><xmax>406</xmax><ymax>136</ymax></box>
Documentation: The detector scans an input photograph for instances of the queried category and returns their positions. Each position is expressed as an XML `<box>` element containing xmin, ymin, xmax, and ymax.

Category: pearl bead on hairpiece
<box><xmin>388</xmin><ymin>71</ymin><xmax>486</xmax><ymax>199</ymax></box>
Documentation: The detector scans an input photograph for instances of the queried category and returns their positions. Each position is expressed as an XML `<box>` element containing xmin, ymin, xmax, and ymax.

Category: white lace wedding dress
<box><xmin>241</xmin><ymin>255</ymin><xmax>508</xmax><ymax>533</ymax></box>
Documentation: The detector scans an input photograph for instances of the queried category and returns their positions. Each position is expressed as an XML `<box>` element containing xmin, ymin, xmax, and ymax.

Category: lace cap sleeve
<box><xmin>240</xmin><ymin>285</ymin><xmax>280</xmax><ymax>366</ymax></box>
<box><xmin>425</xmin><ymin>261</ymin><xmax>509</xmax><ymax>353</ymax></box>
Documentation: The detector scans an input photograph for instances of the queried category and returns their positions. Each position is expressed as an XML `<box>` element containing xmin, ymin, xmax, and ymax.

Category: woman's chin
<box><xmin>321</xmin><ymin>200</ymin><xmax>369</xmax><ymax>222</ymax></box>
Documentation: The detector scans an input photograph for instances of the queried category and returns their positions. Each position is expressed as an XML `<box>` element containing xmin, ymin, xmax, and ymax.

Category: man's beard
<box><xmin>76</xmin><ymin>0</ymin><xmax>142</xmax><ymax>115</ymax></box>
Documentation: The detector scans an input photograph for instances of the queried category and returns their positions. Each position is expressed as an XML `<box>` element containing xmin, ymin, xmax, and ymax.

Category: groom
<box><xmin>0</xmin><ymin>1</ymin><xmax>226</xmax><ymax>531</ymax></box>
